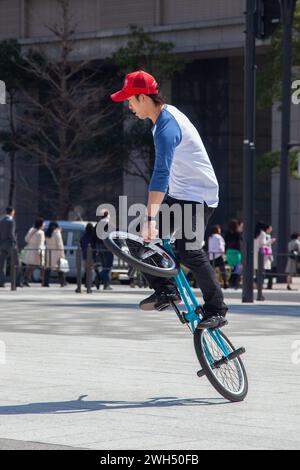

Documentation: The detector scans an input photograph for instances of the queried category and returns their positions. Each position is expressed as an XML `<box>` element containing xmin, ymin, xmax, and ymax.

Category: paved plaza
<box><xmin>0</xmin><ymin>285</ymin><xmax>299</xmax><ymax>450</ymax></box>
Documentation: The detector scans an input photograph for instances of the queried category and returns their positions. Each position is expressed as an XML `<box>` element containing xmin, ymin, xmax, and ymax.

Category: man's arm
<box><xmin>8</xmin><ymin>220</ymin><xmax>17</xmax><ymax>246</ymax></box>
<box><xmin>146</xmin><ymin>191</ymin><xmax>166</xmax><ymax>218</ymax></box>
<box><xmin>143</xmin><ymin>116</ymin><xmax>181</xmax><ymax>241</ymax></box>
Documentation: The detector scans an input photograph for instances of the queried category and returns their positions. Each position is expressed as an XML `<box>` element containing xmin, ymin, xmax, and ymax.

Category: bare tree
<box><xmin>0</xmin><ymin>40</ymin><xmax>32</xmax><ymax>206</ymax></box>
<box><xmin>15</xmin><ymin>0</ymin><xmax>120</xmax><ymax>218</ymax></box>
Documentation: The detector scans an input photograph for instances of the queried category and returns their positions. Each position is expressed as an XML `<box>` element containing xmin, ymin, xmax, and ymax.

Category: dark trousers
<box><xmin>0</xmin><ymin>249</ymin><xmax>9</xmax><ymax>285</ymax></box>
<box><xmin>143</xmin><ymin>196</ymin><xmax>227</xmax><ymax>316</ymax></box>
<box><xmin>96</xmin><ymin>250</ymin><xmax>113</xmax><ymax>286</ymax></box>
<box><xmin>44</xmin><ymin>268</ymin><xmax>65</xmax><ymax>287</ymax></box>
<box><xmin>0</xmin><ymin>247</ymin><xmax>21</xmax><ymax>286</ymax></box>
<box><xmin>210</xmin><ymin>256</ymin><xmax>228</xmax><ymax>288</ymax></box>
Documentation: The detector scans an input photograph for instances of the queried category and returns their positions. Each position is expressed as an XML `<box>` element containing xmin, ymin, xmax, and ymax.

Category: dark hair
<box><xmin>228</xmin><ymin>219</ymin><xmax>239</xmax><ymax>233</ymax></box>
<box><xmin>291</xmin><ymin>233</ymin><xmax>300</xmax><ymax>240</ymax></box>
<box><xmin>34</xmin><ymin>218</ymin><xmax>44</xmax><ymax>229</ymax></box>
<box><xmin>210</xmin><ymin>225</ymin><xmax>221</xmax><ymax>236</ymax></box>
<box><xmin>85</xmin><ymin>223</ymin><xmax>94</xmax><ymax>235</ymax></box>
<box><xmin>136</xmin><ymin>92</ymin><xmax>165</xmax><ymax>106</ymax></box>
<box><xmin>45</xmin><ymin>221</ymin><xmax>59</xmax><ymax>238</ymax></box>
<box><xmin>254</xmin><ymin>221</ymin><xmax>270</xmax><ymax>239</ymax></box>
<box><xmin>6</xmin><ymin>206</ymin><xmax>14</xmax><ymax>215</ymax></box>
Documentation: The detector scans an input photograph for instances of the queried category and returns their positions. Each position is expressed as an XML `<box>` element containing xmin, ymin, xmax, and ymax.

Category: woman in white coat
<box><xmin>43</xmin><ymin>222</ymin><xmax>67</xmax><ymax>287</ymax></box>
<box><xmin>23</xmin><ymin>218</ymin><xmax>45</xmax><ymax>286</ymax></box>
<box><xmin>254</xmin><ymin>222</ymin><xmax>276</xmax><ymax>289</ymax></box>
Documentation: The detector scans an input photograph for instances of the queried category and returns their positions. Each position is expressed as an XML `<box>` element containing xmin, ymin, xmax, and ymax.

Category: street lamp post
<box><xmin>277</xmin><ymin>0</ymin><xmax>296</xmax><ymax>280</ymax></box>
<box><xmin>242</xmin><ymin>0</ymin><xmax>257</xmax><ymax>303</ymax></box>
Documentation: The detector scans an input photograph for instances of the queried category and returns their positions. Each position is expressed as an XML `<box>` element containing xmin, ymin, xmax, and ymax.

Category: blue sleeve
<box><xmin>149</xmin><ymin>117</ymin><xmax>182</xmax><ymax>192</ymax></box>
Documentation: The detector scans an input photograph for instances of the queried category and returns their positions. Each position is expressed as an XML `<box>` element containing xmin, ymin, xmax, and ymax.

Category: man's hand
<box><xmin>142</xmin><ymin>220</ymin><xmax>158</xmax><ymax>243</ymax></box>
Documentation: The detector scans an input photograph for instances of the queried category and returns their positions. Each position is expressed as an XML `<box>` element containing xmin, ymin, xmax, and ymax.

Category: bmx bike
<box><xmin>103</xmin><ymin>229</ymin><xmax>248</xmax><ymax>402</ymax></box>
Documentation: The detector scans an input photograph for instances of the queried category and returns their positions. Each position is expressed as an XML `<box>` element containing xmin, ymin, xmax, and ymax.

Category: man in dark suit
<box><xmin>0</xmin><ymin>207</ymin><xmax>17</xmax><ymax>287</ymax></box>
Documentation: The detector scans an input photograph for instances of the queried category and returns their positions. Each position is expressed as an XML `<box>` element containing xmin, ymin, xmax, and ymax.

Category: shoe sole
<box><xmin>139</xmin><ymin>298</ymin><xmax>181</xmax><ymax>311</ymax></box>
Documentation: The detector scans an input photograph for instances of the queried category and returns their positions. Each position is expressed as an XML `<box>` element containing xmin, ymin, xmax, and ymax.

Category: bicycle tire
<box><xmin>194</xmin><ymin>329</ymin><xmax>248</xmax><ymax>402</ymax></box>
<box><xmin>102</xmin><ymin>228</ymin><xmax>180</xmax><ymax>278</ymax></box>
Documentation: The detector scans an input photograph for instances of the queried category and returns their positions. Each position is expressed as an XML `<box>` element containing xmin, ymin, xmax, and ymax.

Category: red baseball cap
<box><xmin>111</xmin><ymin>70</ymin><xmax>159</xmax><ymax>102</ymax></box>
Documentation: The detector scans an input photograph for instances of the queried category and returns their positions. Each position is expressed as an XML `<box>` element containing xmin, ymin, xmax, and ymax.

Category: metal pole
<box><xmin>257</xmin><ymin>249</ymin><xmax>265</xmax><ymax>300</ymax></box>
<box><xmin>242</xmin><ymin>0</ymin><xmax>257</xmax><ymax>303</ymax></box>
<box><xmin>277</xmin><ymin>0</ymin><xmax>296</xmax><ymax>281</ymax></box>
<box><xmin>75</xmin><ymin>246</ymin><xmax>82</xmax><ymax>293</ymax></box>
<box><xmin>86</xmin><ymin>244</ymin><xmax>93</xmax><ymax>294</ymax></box>
<box><xmin>10</xmin><ymin>247</ymin><xmax>17</xmax><ymax>291</ymax></box>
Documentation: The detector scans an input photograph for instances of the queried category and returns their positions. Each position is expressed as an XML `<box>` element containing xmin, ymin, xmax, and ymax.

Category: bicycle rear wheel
<box><xmin>194</xmin><ymin>329</ymin><xmax>248</xmax><ymax>402</ymax></box>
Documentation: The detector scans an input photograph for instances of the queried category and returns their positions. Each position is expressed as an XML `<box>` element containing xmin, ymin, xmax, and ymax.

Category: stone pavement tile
<box><xmin>0</xmin><ymin>437</ymin><xmax>84</xmax><ymax>450</ymax></box>
<box><xmin>0</xmin><ymin>288</ymin><xmax>299</xmax><ymax>450</ymax></box>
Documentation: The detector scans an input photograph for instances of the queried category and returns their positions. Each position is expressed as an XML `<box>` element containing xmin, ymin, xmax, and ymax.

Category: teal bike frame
<box><xmin>163</xmin><ymin>239</ymin><xmax>230</xmax><ymax>359</ymax></box>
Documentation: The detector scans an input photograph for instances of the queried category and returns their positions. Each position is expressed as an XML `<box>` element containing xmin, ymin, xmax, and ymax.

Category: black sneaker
<box><xmin>139</xmin><ymin>289</ymin><xmax>181</xmax><ymax>311</ymax></box>
<box><xmin>198</xmin><ymin>314</ymin><xmax>228</xmax><ymax>330</ymax></box>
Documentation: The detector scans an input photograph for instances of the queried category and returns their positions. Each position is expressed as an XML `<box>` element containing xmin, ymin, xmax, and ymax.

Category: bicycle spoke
<box><xmin>201</xmin><ymin>331</ymin><xmax>244</xmax><ymax>395</ymax></box>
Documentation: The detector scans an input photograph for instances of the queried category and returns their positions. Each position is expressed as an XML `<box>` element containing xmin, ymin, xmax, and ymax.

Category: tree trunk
<box><xmin>8</xmin><ymin>150</ymin><xmax>16</xmax><ymax>206</ymax></box>
<box><xmin>8</xmin><ymin>94</ymin><xmax>16</xmax><ymax>206</ymax></box>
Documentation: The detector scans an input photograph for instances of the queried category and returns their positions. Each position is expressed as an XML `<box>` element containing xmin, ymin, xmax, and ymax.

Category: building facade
<box><xmin>0</xmin><ymin>0</ymin><xmax>299</xmax><ymax>239</ymax></box>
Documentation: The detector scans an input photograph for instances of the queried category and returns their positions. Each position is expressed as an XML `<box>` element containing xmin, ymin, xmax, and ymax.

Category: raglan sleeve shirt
<box><xmin>149</xmin><ymin>112</ymin><xmax>182</xmax><ymax>193</ymax></box>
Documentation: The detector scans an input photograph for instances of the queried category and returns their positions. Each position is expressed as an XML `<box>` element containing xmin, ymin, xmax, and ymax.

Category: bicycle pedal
<box><xmin>226</xmin><ymin>347</ymin><xmax>246</xmax><ymax>361</ymax></box>
<box><xmin>197</xmin><ymin>369</ymin><xmax>206</xmax><ymax>378</ymax></box>
<box><xmin>213</xmin><ymin>347</ymin><xmax>246</xmax><ymax>369</ymax></box>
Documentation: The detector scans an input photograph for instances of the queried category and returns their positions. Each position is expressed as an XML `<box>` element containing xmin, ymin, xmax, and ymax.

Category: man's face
<box><xmin>127</xmin><ymin>95</ymin><xmax>149</xmax><ymax>120</ymax></box>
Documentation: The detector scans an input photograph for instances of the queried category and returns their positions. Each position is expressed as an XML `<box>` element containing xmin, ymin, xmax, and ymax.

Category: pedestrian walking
<box><xmin>285</xmin><ymin>233</ymin><xmax>300</xmax><ymax>290</ymax></box>
<box><xmin>264</xmin><ymin>224</ymin><xmax>276</xmax><ymax>289</ymax></box>
<box><xmin>94</xmin><ymin>210</ymin><xmax>113</xmax><ymax>290</ymax></box>
<box><xmin>43</xmin><ymin>222</ymin><xmax>67</xmax><ymax>287</ymax></box>
<box><xmin>253</xmin><ymin>222</ymin><xmax>276</xmax><ymax>288</ymax></box>
<box><xmin>80</xmin><ymin>222</ymin><xmax>97</xmax><ymax>289</ymax></box>
<box><xmin>0</xmin><ymin>207</ymin><xmax>20</xmax><ymax>287</ymax></box>
<box><xmin>23</xmin><ymin>218</ymin><xmax>45</xmax><ymax>286</ymax></box>
<box><xmin>208</xmin><ymin>225</ymin><xmax>228</xmax><ymax>289</ymax></box>
<box><xmin>224</xmin><ymin>219</ymin><xmax>242</xmax><ymax>289</ymax></box>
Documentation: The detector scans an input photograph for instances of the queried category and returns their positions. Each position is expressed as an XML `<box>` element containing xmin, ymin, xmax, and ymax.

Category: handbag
<box><xmin>58</xmin><ymin>258</ymin><xmax>69</xmax><ymax>273</ymax></box>
<box><xmin>261</xmin><ymin>246</ymin><xmax>272</xmax><ymax>256</ymax></box>
<box><xmin>289</xmin><ymin>251</ymin><xmax>300</xmax><ymax>262</ymax></box>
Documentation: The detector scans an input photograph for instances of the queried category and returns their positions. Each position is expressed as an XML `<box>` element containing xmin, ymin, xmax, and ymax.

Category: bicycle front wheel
<box><xmin>194</xmin><ymin>329</ymin><xmax>248</xmax><ymax>402</ymax></box>
<box><xmin>102</xmin><ymin>229</ymin><xmax>180</xmax><ymax>278</ymax></box>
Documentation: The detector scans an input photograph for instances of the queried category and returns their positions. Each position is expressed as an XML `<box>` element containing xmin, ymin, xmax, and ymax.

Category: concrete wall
<box><xmin>271</xmin><ymin>86</ymin><xmax>300</xmax><ymax>238</ymax></box>
<box><xmin>0</xmin><ymin>0</ymin><xmax>247</xmax><ymax>62</ymax></box>
<box><xmin>272</xmin><ymin>168</ymin><xmax>300</xmax><ymax>238</ymax></box>
<box><xmin>0</xmin><ymin>0</ymin><xmax>245</xmax><ymax>40</ymax></box>
<box><xmin>0</xmin><ymin>0</ymin><xmax>21</xmax><ymax>40</ymax></box>
<box><xmin>0</xmin><ymin>103</ymin><xmax>10</xmax><ymax>212</ymax></box>
<box><xmin>162</xmin><ymin>0</ymin><xmax>243</xmax><ymax>24</ymax></box>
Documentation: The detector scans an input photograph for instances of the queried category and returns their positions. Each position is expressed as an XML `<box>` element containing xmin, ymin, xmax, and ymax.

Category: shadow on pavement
<box><xmin>0</xmin><ymin>395</ymin><xmax>228</xmax><ymax>415</ymax></box>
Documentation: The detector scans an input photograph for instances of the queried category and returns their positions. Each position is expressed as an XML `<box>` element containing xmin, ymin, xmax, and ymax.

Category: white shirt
<box><xmin>208</xmin><ymin>234</ymin><xmax>225</xmax><ymax>260</ymax></box>
<box><xmin>150</xmin><ymin>105</ymin><xmax>219</xmax><ymax>207</ymax></box>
